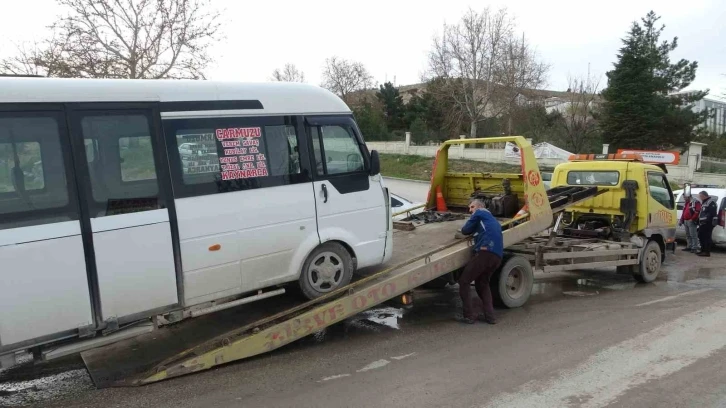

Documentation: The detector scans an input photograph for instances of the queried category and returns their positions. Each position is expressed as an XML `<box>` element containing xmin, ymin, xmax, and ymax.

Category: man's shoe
<box><xmin>455</xmin><ymin>315</ymin><xmax>476</xmax><ymax>324</ymax></box>
<box><xmin>477</xmin><ymin>315</ymin><xmax>497</xmax><ymax>325</ymax></box>
<box><xmin>691</xmin><ymin>249</ymin><xmax>699</xmax><ymax>253</ymax></box>
<box><xmin>681</xmin><ymin>247</ymin><xmax>692</xmax><ymax>251</ymax></box>
<box><xmin>697</xmin><ymin>252</ymin><xmax>710</xmax><ymax>257</ymax></box>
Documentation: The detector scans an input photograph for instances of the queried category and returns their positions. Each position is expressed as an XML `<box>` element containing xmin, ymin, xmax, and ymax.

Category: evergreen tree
<box><xmin>600</xmin><ymin>11</ymin><xmax>709</xmax><ymax>150</ymax></box>
<box><xmin>404</xmin><ymin>77</ymin><xmax>467</xmax><ymax>139</ymax></box>
<box><xmin>352</xmin><ymin>98</ymin><xmax>389</xmax><ymax>141</ymax></box>
<box><xmin>408</xmin><ymin>118</ymin><xmax>430</xmax><ymax>145</ymax></box>
<box><xmin>375</xmin><ymin>82</ymin><xmax>406</xmax><ymax>130</ymax></box>
<box><xmin>405</xmin><ymin>93</ymin><xmax>440</xmax><ymax>133</ymax></box>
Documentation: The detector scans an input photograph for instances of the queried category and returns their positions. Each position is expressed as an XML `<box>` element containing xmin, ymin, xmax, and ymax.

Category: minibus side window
<box><xmin>0</xmin><ymin>142</ymin><xmax>44</xmax><ymax>192</ymax></box>
<box><xmin>80</xmin><ymin>114</ymin><xmax>161</xmax><ymax>216</ymax></box>
<box><xmin>266</xmin><ymin>125</ymin><xmax>300</xmax><ymax>176</ymax></box>
<box><xmin>0</xmin><ymin>113</ymin><xmax>76</xmax><ymax>230</ymax></box>
<box><xmin>312</xmin><ymin>125</ymin><xmax>365</xmax><ymax>176</ymax></box>
<box><xmin>164</xmin><ymin>116</ymin><xmax>310</xmax><ymax>198</ymax></box>
<box><xmin>119</xmin><ymin>136</ymin><xmax>157</xmax><ymax>182</ymax></box>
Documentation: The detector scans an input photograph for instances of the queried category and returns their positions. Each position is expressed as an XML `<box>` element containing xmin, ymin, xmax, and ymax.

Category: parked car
<box><xmin>542</xmin><ymin>172</ymin><xmax>552</xmax><ymax>190</ymax></box>
<box><xmin>178</xmin><ymin>142</ymin><xmax>212</xmax><ymax>158</ymax></box>
<box><xmin>673</xmin><ymin>187</ymin><xmax>726</xmax><ymax>247</ymax></box>
<box><xmin>391</xmin><ymin>193</ymin><xmax>424</xmax><ymax>221</ymax></box>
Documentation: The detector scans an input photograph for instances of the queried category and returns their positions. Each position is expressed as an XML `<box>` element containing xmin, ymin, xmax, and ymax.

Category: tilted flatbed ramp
<box><xmin>82</xmin><ymin>182</ymin><xmax>599</xmax><ymax>387</ymax></box>
<box><xmin>82</xmin><ymin>220</ymin><xmax>466</xmax><ymax>388</ymax></box>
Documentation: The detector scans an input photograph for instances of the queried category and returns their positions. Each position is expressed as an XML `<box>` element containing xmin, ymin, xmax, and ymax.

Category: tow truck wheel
<box><xmin>299</xmin><ymin>243</ymin><xmax>354</xmax><ymax>300</ymax></box>
<box><xmin>633</xmin><ymin>240</ymin><xmax>661</xmax><ymax>283</ymax></box>
<box><xmin>491</xmin><ymin>255</ymin><xmax>534</xmax><ymax>308</ymax></box>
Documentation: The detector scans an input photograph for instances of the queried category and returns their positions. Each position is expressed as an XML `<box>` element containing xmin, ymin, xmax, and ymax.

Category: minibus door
<box><xmin>68</xmin><ymin>106</ymin><xmax>179</xmax><ymax>325</ymax></box>
<box><xmin>307</xmin><ymin>116</ymin><xmax>387</xmax><ymax>268</ymax></box>
<box><xmin>0</xmin><ymin>108</ymin><xmax>93</xmax><ymax>349</ymax></box>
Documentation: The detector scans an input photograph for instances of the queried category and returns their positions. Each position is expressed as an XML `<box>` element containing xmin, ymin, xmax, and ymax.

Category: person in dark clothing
<box><xmin>456</xmin><ymin>199</ymin><xmax>504</xmax><ymax>324</ymax></box>
<box><xmin>697</xmin><ymin>191</ymin><xmax>718</xmax><ymax>257</ymax></box>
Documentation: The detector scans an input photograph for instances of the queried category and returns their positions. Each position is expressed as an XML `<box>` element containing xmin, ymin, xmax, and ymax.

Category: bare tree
<box><xmin>554</xmin><ymin>74</ymin><xmax>602</xmax><ymax>152</ymax></box>
<box><xmin>321</xmin><ymin>56</ymin><xmax>374</xmax><ymax>104</ymax></box>
<box><xmin>427</xmin><ymin>7</ymin><xmax>548</xmax><ymax>138</ymax></box>
<box><xmin>271</xmin><ymin>63</ymin><xmax>305</xmax><ymax>82</ymax></box>
<box><xmin>500</xmin><ymin>33</ymin><xmax>549</xmax><ymax>134</ymax></box>
<box><xmin>1</xmin><ymin>37</ymin><xmax>74</xmax><ymax>77</ymax></box>
<box><xmin>0</xmin><ymin>0</ymin><xmax>221</xmax><ymax>79</ymax></box>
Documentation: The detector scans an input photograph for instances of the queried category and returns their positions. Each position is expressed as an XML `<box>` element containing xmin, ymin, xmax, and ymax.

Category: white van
<box><xmin>0</xmin><ymin>78</ymin><xmax>392</xmax><ymax>361</ymax></box>
<box><xmin>673</xmin><ymin>187</ymin><xmax>726</xmax><ymax>246</ymax></box>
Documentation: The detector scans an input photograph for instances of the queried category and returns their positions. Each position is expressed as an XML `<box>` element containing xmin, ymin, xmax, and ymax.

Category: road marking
<box><xmin>318</xmin><ymin>374</ymin><xmax>351</xmax><ymax>383</ymax></box>
<box><xmin>563</xmin><ymin>291</ymin><xmax>598</xmax><ymax>297</ymax></box>
<box><xmin>391</xmin><ymin>352</ymin><xmax>417</xmax><ymax>360</ymax></box>
<box><xmin>318</xmin><ymin>355</ymin><xmax>414</xmax><ymax>384</ymax></box>
<box><xmin>603</xmin><ymin>283</ymin><xmax>637</xmax><ymax>291</ymax></box>
<box><xmin>635</xmin><ymin>288</ymin><xmax>713</xmax><ymax>307</ymax></box>
<box><xmin>483</xmin><ymin>299</ymin><xmax>726</xmax><ymax>408</ymax></box>
<box><xmin>356</xmin><ymin>359</ymin><xmax>390</xmax><ymax>372</ymax></box>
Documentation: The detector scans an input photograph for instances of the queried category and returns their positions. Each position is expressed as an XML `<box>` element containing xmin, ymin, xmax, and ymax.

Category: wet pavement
<box><xmin>1</xmin><ymin>245</ymin><xmax>725</xmax><ymax>407</ymax></box>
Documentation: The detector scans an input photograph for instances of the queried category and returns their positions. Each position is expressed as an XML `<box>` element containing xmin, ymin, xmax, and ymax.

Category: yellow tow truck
<box><xmin>78</xmin><ymin>137</ymin><xmax>666</xmax><ymax>388</ymax></box>
<box><xmin>550</xmin><ymin>153</ymin><xmax>678</xmax><ymax>281</ymax></box>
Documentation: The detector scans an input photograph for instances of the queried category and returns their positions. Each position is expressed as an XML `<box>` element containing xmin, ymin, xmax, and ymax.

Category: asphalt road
<box><xmin>2</xmin><ymin>244</ymin><xmax>726</xmax><ymax>408</ymax></box>
<box><xmin>383</xmin><ymin>177</ymin><xmax>430</xmax><ymax>203</ymax></box>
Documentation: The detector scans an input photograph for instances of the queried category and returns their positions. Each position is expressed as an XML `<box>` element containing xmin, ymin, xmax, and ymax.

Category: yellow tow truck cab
<box><xmin>551</xmin><ymin>153</ymin><xmax>677</xmax><ymax>256</ymax></box>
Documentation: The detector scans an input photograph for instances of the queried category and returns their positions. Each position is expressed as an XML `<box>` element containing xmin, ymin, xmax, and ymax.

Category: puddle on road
<box><xmin>309</xmin><ymin>306</ymin><xmax>408</xmax><ymax>344</ymax></box>
<box><xmin>358</xmin><ymin>307</ymin><xmax>404</xmax><ymax>330</ymax></box>
<box><xmin>666</xmin><ymin>267</ymin><xmax>726</xmax><ymax>284</ymax></box>
<box><xmin>529</xmin><ymin>274</ymin><xmax>638</xmax><ymax>304</ymax></box>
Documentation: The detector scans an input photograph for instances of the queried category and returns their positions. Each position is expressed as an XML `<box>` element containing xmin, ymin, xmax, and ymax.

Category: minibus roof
<box><xmin>0</xmin><ymin>77</ymin><xmax>351</xmax><ymax>116</ymax></box>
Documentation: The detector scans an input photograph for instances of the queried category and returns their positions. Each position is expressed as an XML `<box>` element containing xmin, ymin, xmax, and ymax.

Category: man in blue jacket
<box><xmin>457</xmin><ymin>199</ymin><xmax>504</xmax><ymax>324</ymax></box>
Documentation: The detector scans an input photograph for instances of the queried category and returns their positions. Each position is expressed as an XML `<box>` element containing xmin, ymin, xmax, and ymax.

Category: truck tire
<box><xmin>491</xmin><ymin>255</ymin><xmax>534</xmax><ymax>308</ymax></box>
<box><xmin>633</xmin><ymin>240</ymin><xmax>661</xmax><ymax>283</ymax></box>
<box><xmin>298</xmin><ymin>243</ymin><xmax>354</xmax><ymax>300</ymax></box>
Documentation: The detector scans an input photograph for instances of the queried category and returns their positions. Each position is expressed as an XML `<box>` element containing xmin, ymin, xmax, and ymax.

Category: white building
<box><xmin>544</xmin><ymin>96</ymin><xmax>602</xmax><ymax>115</ymax></box>
<box><xmin>692</xmin><ymin>97</ymin><xmax>726</xmax><ymax>135</ymax></box>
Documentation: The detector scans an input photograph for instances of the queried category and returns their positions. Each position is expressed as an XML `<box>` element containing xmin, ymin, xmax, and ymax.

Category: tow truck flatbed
<box><xmin>81</xmin><ymin>137</ymin><xmax>608</xmax><ymax>387</ymax></box>
<box><xmin>81</xmin><ymin>220</ymin><xmax>467</xmax><ymax>388</ymax></box>
<box><xmin>82</xmin><ymin>221</ymin><xmax>467</xmax><ymax>388</ymax></box>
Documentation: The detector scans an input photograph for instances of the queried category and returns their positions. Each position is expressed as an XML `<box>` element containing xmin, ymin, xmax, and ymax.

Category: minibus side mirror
<box><xmin>369</xmin><ymin>150</ymin><xmax>381</xmax><ymax>176</ymax></box>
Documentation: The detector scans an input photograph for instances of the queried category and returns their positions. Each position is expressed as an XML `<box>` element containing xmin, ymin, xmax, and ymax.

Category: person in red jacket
<box><xmin>678</xmin><ymin>193</ymin><xmax>701</xmax><ymax>253</ymax></box>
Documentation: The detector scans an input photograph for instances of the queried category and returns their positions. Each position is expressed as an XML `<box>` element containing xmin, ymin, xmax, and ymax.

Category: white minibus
<box><xmin>0</xmin><ymin>77</ymin><xmax>392</xmax><ymax>365</ymax></box>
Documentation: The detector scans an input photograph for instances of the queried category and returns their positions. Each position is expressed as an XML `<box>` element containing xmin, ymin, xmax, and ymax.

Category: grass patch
<box><xmin>380</xmin><ymin>153</ymin><xmax>524</xmax><ymax>181</ymax></box>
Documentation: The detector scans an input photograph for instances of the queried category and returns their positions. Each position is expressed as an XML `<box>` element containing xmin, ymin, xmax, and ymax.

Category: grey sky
<box><xmin>1</xmin><ymin>0</ymin><xmax>724</xmax><ymax>97</ymax></box>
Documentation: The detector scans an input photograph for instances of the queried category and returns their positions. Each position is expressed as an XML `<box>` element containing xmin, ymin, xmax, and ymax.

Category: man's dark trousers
<box><xmin>699</xmin><ymin>223</ymin><xmax>714</xmax><ymax>254</ymax></box>
<box><xmin>459</xmin><ymin>251</ymin><xmax>501</xmax><ymax>321</ymax></box>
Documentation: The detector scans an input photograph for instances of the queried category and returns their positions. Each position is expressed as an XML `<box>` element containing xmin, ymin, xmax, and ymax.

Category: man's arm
<box><xmin>708</xmin><ymin>201</ymin><xmax>718</xmax><ymax>218</ymax></box>
<box><xmin>691</xmin><ymin>201</ymin><xmax>702</xmax><ymax>221</ymax></box>
<box><xmin>461</xmin><ymin>212</ymin><xmax>480</xmax><ymax>235</ymax></box>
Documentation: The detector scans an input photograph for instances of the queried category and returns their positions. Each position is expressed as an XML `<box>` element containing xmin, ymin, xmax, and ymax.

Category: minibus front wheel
<box><xmin>299</xmin><ymin>242</ymin><xmax>355</xmax><ymax>299</ymax></box>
